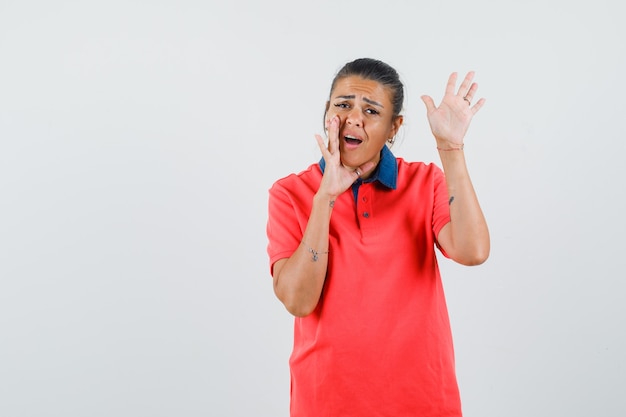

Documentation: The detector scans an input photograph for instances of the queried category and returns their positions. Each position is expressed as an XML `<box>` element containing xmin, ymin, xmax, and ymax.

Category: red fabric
<box><xmin>267</xmin><ymin>159</ymin><xmax>461</xmax><ymax>417</ymax></box>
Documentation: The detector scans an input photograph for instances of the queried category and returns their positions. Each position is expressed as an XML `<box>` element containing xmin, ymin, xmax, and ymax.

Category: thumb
<box><xmin>421</xmin><ymin>95</ymin><xmax>436</xmax><ymax>113</ymax></box>
<box><xmin>358</xmin><ymin>161</ymin><xmax>377</xmax><ymax>178</ymax></box>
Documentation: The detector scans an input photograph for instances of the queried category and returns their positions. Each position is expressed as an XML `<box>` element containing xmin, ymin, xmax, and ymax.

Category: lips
<box><xmin>343</xmin><ymin>134</ymin><xmax>363</xmax><ymax>147</ymax></box>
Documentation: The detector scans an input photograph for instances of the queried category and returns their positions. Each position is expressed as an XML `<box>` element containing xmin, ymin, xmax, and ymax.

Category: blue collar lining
<box><xmin>318</xmin><ymin>145</ymin><xmax>398</xmax><ymax>190</ymax></box>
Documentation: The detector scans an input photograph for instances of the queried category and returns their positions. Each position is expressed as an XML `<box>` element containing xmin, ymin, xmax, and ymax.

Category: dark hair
<box><xmin>329</xmin><ymin>58</ymin><xmax>404</xmax><ymax>117</ymax></box>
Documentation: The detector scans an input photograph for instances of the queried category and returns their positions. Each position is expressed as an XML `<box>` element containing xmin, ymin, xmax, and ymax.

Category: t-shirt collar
<box><xmin>318</xmin><ymin>145</ymin><xmax>398</xmax><ymax>190</ymax></box>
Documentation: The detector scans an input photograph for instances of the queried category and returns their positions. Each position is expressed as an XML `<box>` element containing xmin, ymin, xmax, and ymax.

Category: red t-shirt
<box><xmin>267</xmin><ymin>157</ymin><xmax>461</xmax><ymax>417</ymax></box>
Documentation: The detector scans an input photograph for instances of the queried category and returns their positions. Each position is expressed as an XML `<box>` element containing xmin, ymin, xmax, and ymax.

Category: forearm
<box><xmin>438</xmin><ymin>148</ymin><xmax>490</xmax><ymax>265</ymax></box>
<box><xmin>273</xmin><ymin>192</ymin><xmax>335</xmax><ymax>317</ymax></box>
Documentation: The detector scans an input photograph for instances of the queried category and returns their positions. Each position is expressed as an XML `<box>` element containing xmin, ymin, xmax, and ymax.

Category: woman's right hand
<box><xmin>314</xmin><ymin>116</ymin><xmax>375</xmax><ymax>199</ymax></box>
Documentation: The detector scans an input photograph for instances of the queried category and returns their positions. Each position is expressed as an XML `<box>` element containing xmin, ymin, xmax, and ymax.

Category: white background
<box><xmin>1</xmin><ymin>1</ymin><xmax>625</xmax><ymax>416</ymax></box>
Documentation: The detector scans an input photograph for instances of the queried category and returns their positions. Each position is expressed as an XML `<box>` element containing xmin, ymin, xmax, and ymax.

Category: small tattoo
<box><xmin>302</xmin><ymin>240</ymin><xmax>329</xmax><ymax>262</ymax></box>
<box><xmin>449</xmin><ymin>196</ymin><xmax>455</xmax><ymax>205</ymax></box>
<box><xmin>329</xmin><ymin>200</ymin><xmax>335</xmax><ymax>208</ymax></box>
<box><xmin>308</xmin><ymin>247</ymin><xmax>323</xmax><ymax>262</ymax></box>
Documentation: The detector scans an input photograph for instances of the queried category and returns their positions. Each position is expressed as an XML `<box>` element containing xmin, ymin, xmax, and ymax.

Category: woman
<box><xmin>266</xmin><ymin>58</ymin><xmax>489</xmax><ymax>416</ymax></box>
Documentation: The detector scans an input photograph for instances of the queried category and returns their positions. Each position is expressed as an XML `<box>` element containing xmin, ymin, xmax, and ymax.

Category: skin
<box><xmin>272</xmin><ymin>72</ymin><xmax>490</xmax><ymax>317</ymax></box>
<box><xmin>322</xmin><ymin>77</ymin><xmax>403</xmax><ymax>179</ymax></box>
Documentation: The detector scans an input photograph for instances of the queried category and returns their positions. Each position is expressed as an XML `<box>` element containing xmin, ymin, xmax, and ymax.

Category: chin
<box><xmin>339</xmin><ymin>156</ymin><xmax>359</xmax><ymax>170</ymax></box>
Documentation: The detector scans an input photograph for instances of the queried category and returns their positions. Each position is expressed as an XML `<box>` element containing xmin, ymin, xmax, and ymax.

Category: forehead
<box><xmin>331</xmin><ymin>76</ymin><xmax>392</xmax><ymax>104</ymax></box>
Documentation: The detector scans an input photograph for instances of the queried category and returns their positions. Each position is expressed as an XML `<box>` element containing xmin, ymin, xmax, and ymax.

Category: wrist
<box><xmin>436</xmin><ymin>140</ymin><xmax>464</xmax><ymax>151</ymax></box>
<box><xmin>313</xmin><ymin>192</ymin><xmax>338</xmax><ymax>209</ymax></box>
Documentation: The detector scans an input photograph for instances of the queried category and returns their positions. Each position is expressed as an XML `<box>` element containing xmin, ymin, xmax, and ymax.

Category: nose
<box><xmin>346</xmin><ymin>108</ymin><xmax>362</xmax><ymax>127</ymax></box>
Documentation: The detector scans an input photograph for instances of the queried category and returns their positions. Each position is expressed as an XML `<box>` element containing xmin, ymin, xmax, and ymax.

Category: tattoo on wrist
<box><xmin>329</xmin><ymin>200</ymin><xmax>335</xmax><ymax>208</ymax></box>
<box><xmin>302</xmin><ymin>240</ymin><xmax>329</xmax><ymax>262</ymax></box>
<box><xmin>449</xmin><ymin>196</ymin><xmax>455</xmax><ymax>205</ymax></box>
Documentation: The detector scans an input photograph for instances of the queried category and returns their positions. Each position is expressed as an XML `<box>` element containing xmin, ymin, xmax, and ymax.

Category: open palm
<box><xmin>421</xmin><ymin>71</ymin><xmax>485</xmax><ymax>146</ymax></box>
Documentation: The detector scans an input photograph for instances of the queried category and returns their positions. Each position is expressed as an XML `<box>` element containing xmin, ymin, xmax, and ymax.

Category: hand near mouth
<box><xmin>315</xmin><ymin>116</ymin><xmax>375</xmax><ymax>199</ymax></box>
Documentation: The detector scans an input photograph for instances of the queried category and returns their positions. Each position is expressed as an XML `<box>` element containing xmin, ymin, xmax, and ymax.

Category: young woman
<box><xmin>266</xmin><ymin>58</ymin><xmax>489</xmax><ymax>416</ymax></box>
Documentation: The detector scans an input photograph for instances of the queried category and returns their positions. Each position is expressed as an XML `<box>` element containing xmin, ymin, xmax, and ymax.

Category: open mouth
<box><xmin>344</xmin><ymin>135</ymin><xmax>363</xmax><ymax>145</ymax></box>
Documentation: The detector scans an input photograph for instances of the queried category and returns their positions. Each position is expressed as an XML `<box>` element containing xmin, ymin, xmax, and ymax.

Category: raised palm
<box><xmin>421</xmin><ymin>71</ymin><xmax>485</xmax><ymax>146</ymax></box>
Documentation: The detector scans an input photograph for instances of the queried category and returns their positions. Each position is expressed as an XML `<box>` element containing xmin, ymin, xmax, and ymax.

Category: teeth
<box><xmin>345</xmin><ymin>135</ymin><xmax>359</xmax><ymax>140</ymax></box>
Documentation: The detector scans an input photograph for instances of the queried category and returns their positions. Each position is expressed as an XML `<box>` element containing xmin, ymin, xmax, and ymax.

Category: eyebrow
<box><xmin>335</xmin><ymin>95</ymin><xmax>384</xmax><ymax>108</ymax></box>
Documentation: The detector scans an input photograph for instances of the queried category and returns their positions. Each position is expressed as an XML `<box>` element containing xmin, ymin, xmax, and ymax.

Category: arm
<box><xmin>421</xmin><ymin>71</ymin><xmax>490</xmax><ymax>265</ymax></box>
<box><xmin>272</xmin><ymin>192</ymin><xmax>334</xmax><ymax>317</ymax></box>
<box><xmin>272</xmin><ymin>116</ymin><xmax>375</xmax><ymax>317</ymax></box>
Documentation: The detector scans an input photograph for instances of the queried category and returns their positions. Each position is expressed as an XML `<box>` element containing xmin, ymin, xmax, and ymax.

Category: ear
<box><xmin>389</xmin><ymin>115</ymin><xmax>403</xmax><ymax>137</ymax></box>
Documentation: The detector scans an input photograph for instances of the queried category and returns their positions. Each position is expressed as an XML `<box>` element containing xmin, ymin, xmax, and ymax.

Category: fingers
<box><xmin>421</xmin><ymin>95</ymin><xmax>436</xmax><ymax>113</ymax></box>
<box><xmin>445</xmin><ymin>72</ymin><xmax>458</xmax><ymax>96</ymax></box>
<box><xmin>326</xmin><ymin>116</ymin><xmax>340</xmax><ymax>155</ymax></box>
<box><xmin>425</xmin><ymin>71</ymin><xmax>486</xmax><ymax>115</ymax></box>
<box><xmin>463</xmin><ymin>82</ymin><xmax>478</xmax><ymax>104</ymax></box>
<box><xmin>316</xmin><ymin>116</ymin><xmax>342</xmax><ymax>165</ymax></box>
<box><xmin>357</xmin><ymin>161</ymin><xmax>377</xmax><ymax>178</ymax></box>
<box><xmin>457</xmin><ymin>71</ymin><xmax>475</xmax><ymax>97</ymax></box>
<box><xmin>315</xmin><ymin>133</ymin><xmax>328</xmax><ymax>155</ymax></box>
<box><xmin>434</xmin><ymin>72</ymin><xmax>483</xmax><ymax>107</ymax></box>
<box><xmin>453</xmin><ymin>71</ymin><xmax>485</xmax><ymax>112</ymax></box>
<box><xmin>470</xmin><ymin>97</ymin><xmax>486</xmax><ymax>114</ymax></box>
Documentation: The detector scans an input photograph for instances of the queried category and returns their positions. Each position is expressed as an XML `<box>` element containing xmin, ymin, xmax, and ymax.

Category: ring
<box><xmin>463</xmin><ymin>96</ymin><xmax>471</xmax><ymax>105</ymax></box>
<box><xmin>355</xmin><ymin>169</ymin><xmax>361</xmax><ymax>176</ymax></box>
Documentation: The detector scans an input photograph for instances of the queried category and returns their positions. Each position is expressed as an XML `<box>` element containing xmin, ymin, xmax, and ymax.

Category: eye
<box><xmin>334</xmin><ymin>103</ymin><xmax>349</xmax><ymax>109</ymax></box>
<box><xmin>365</xmin><ymin>108</ymin><xmax>380</xmax><ymax>115</ymax></box>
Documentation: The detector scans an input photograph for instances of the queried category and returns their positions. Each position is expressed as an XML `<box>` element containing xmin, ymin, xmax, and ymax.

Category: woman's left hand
<box><xmin>421</xmin><ymin>71</ymin><xmax>485</xmax><ymax>147</ymax></box>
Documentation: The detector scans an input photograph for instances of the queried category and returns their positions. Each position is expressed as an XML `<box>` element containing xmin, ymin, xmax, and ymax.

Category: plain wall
<box><xmin>1</xmin><ymin>0</ymin><xmax>624</xmax><ymax>416</ymax></box>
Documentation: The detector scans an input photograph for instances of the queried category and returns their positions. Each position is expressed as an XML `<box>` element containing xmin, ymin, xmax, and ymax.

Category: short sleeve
<box><xmin>266</xmin><ymin>182</ymin><xmax>302</xmax><ymax>275</ymax></box>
